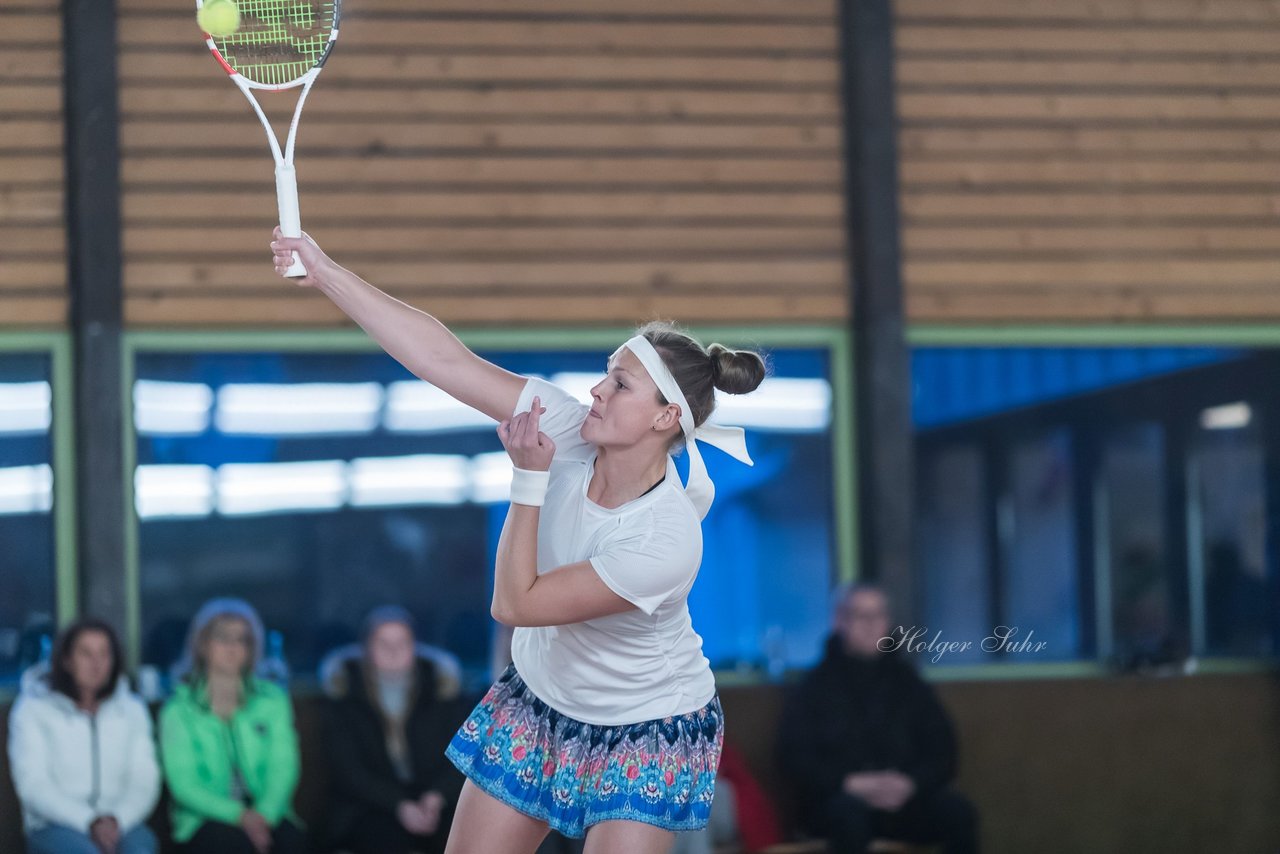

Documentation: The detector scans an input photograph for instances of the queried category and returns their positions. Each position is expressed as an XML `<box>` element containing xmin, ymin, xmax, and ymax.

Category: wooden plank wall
<box><xmin>117</xmin><ymin>0</ymin><xmax>847</xmax><ymax>327</ymax></box>
<box><xmin>0</xmin><ymin>0</ymin><xmax>66</xmax><ymax>327</ymax></box>
<box><xmin>895</xmin><ymin>0</ymin><xmax>1280</xmax><ymax>322</ymax></box>
<box><xmin>15</xmin><ymin>1</ymin><xmax>1280</xmax><ymax>329</ymax></box>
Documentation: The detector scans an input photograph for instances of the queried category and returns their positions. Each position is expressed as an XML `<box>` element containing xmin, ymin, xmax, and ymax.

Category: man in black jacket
<box><xmin>778</xmin><ymin>584</ymin><xmax>978</xmax><ymax>854</ymax></box>
<box><xmin>321</xmin><ymin>607</ymin><xmax>467</xmax><ymax>854</ymax></box>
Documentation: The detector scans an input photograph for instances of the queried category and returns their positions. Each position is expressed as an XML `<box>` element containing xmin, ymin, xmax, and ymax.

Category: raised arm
<box><xmin>271</xmin><ymin>229</ymin><xmax>525</xmax><ymax>423</ymax></box>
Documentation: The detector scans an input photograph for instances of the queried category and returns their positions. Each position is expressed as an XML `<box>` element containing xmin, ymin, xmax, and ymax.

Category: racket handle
<box><xmin>274</xmin><ymin>162</ymin><xmax>308</xmax><ymax>278</ymax></box>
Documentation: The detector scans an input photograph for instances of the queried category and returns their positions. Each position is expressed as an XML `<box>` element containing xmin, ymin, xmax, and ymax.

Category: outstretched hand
<box><xmin>498</xmin><ymin>396</ymin><xmax>555</xmax><ymax>471</ymax></box>
<box><xmin>269</xmin><ymin>227</ymin><xmax>336</xmax><ymax>287</ymax></box>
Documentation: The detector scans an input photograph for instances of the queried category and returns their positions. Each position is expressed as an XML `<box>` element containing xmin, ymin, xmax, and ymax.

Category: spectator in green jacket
<box><xmin>159</xmin><ymin>599</ymin><xmax>303</xmax><ymax>854</ymax></box>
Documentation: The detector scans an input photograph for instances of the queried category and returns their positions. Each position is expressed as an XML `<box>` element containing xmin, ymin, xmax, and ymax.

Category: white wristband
<box><xmin>510</xmin><ymin>467</ymin><xmax>550</xmax><ymax>507</ymax></box>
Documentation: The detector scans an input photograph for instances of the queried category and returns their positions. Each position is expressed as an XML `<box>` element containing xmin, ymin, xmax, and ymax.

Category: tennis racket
<box><xmin>197</xmin><ymin>0</ymin><xmax>340</xmax><ymax>276</ymax></box>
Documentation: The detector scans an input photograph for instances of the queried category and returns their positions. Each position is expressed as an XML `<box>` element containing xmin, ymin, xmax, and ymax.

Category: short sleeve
<box><xmin>515</xmin><ymin>377</ymin><xmax>591</xmax><ymax>460</ymax></box>
<box><xmin>589</xmin><ymin>510</ymin><xmax>702</xmax><ymax>615</ymax></box>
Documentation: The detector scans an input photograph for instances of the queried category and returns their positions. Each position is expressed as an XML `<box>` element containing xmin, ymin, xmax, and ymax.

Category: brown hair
<box><xmin>638</xmin><ymin>321</ymin><xmax>767</xmax><ymax>429</ymax></box>
<box><xmin>49</xmin><ymin>618</ymin><xmax>123</xmax><ymax>703</ymax></box>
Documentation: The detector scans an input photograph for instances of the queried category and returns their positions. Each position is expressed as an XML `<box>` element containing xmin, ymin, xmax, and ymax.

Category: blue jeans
<box><xmin>27</xmin><ymin>823</ymin><xmax>158</xmax><ymax>854</ymax></box>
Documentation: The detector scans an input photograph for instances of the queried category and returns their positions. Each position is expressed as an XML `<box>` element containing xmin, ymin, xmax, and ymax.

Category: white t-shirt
<box><xmin>508</xmin><ymin>377</ymin><xmax>717</xmax><ymax>726</ymax></box>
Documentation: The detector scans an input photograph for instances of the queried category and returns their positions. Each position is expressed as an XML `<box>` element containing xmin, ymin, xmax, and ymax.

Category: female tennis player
<box><xmin>270</xmin><ymin>231</ymin><xmax>765</xmax><ymax>854</ymax></box>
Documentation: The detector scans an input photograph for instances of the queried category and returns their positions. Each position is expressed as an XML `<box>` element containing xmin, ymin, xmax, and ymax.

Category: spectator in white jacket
<box><xmin>7</xmin><ymin>618</ymin><xmax>161</xmax><ymax>854</ymax></box>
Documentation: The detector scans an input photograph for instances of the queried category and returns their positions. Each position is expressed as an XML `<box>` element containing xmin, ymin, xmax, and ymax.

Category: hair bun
<box><xmin>707</xmin><ymin>343</ymin><xmax>767</xmax><ymax>395</ymax></box>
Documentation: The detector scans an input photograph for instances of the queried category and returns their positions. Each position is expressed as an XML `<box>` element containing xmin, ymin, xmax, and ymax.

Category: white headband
<box><xmin>619</xmin><ymin>335</ymin><xmax>753</xmax><ymax>520</ymax></box>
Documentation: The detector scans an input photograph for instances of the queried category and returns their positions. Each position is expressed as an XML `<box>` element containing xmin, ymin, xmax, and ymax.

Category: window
<box><xmin>1003</xmin><ymin>430</ymin><xmax>1081</xmax><ymax>661</ymax></box>
<box><xmin>917</xmin><ymin>444</ymin><xmax>992</xmax><ymax>664</ymax></box>
<box><xmin>0</xmin><ymin>351</ymin><xmax>58</xmax><ymax>681</ymax></box>
<box><xmin>913</xmin><ymin>344</ymin><xmax>1279</xmax><ymax>669</ymax></box>
<box><xmin>1100</xmin><ymin>422</ymin><xmax>1173</xmax><ymax>668</ymax></box>
<box><xmin>132</xmin><ymin>341</ymin><xmax>843</xmax><ymax>688</ymax></box>
<box><xmin>1191</xmin><ymin>404</ymin><xmax>1270</xmax><ymax>657</ymax></box>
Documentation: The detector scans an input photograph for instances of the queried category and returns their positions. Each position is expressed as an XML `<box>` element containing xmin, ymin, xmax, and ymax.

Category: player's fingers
<box><xmin>513</xmin><ymin>400</ymin><xmax>536</xmax><ymax>445</ymax></box>
<box><xmin>514</xmin><ymin>416</ymin><xmax>534</xmax><ymax>444</ymax></box>
<box><xmin>515</xmin><ymin>400</ymin><xmax>547</xmax><ymax>447</ymax></box>
<box><xmin>523</xmin><ymin>405</ymin><xmax>546</xmax><ymax>441</ymax></box>
<box><xmin>512</xmin><ymin>412</ymin><xmax>535</xmax><ymax>446</ymax></box>
<box><xmin>528</xmin><ymin>398</ymin><xmax>543</xmax><ymax>438</ymax></box>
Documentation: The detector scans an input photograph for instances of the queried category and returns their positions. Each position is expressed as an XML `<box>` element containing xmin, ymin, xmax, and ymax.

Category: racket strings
<box><xmin>213</xmin><ymin>0</ymin><xmax>335</xmax><ymax>86</ymax></box>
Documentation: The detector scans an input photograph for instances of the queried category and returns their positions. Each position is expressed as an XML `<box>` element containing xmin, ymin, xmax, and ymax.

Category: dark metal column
<box><xmin>839</xmin><ymin>0</ymin><xmax>916</xmax><ymax>624</ymax></box>
<box><xmin>63</xmin><ymin>0</ymin><xmax>127</xmax><ymax>634</ymax></box>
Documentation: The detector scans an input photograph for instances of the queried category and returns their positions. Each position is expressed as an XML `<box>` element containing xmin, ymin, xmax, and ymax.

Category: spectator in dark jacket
<box><xmin>320</xmin><ymin>607</ymin><xmax>466</xmax><ymax>854</ymax></box>
<box><xmin>778</xmin><ymin>584</ymin><xmax>978</xmax><ymax>854</ymax></box>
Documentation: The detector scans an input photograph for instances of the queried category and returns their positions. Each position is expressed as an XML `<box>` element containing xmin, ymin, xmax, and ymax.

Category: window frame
<box><xmin>121</xmin><ymin>325</ymin><xmax>857</xmax><ymax>677</ymax></box>
<box><xmin>0</xmin><ymin>332</ymin><xmax>78</xmax><ymax>696</ymax></box>
<box><xmin>910</xmin><ymin>323</ymin><xmax>1280</xmax><ymax>681</ymax></box>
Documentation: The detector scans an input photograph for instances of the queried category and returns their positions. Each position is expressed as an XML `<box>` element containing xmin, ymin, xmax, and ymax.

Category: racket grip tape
<box><xmin>275</xmin><ymin>163</ymin><xmax>308</xmax><ymax>278</ymax></box>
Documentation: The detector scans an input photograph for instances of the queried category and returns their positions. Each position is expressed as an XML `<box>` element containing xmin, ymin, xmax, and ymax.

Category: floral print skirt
<box><xmin>445</xmin><ymin>663</ymin><xmax>724</xmax><ymax>838</ymax></box>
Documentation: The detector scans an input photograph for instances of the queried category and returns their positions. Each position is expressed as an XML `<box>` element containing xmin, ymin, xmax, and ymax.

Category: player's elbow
<box><xmin>491</xmin><ymin>599</ymin><xmax>545</xmax><ymax>628</ymax></box>
<box><xmin>490</xmin><ymin>599</ymin><xmax>517</xmax><ymax>626</ymax></box>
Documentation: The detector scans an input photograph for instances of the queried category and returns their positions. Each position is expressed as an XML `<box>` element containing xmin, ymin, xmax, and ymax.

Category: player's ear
<box><xmin>653</xmin><ymin>404</ymin><xmax>681</xmax><ymax>432</ymax></box>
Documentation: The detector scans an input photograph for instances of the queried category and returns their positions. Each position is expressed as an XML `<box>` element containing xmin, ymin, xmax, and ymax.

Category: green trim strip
<box><xmin>120</xmin><ymin>343</ymin><xmax>140</xmax><ymax>669</ymax></box>
<box><xmin>0</xmin><ymin>333</ymin><xmax>77</xmax><ymax>628</ymax></box>
<box><xmin>920</xmin><ymin>657</ymin><xmax>1277</xmax><ymax>682</ymax></box>
<box><xmin>908</xmin><ymin>324</ymin><xmax>1280</xmax><ymax>347</ymax></box>
<box><xmin>829</xmin><ymin>332</ymin><xmax>858</xmax><ymax>583</ymax></box>
<box><xmin>0</xmin><ymin>333</ymin><xmax>70</xmax><ymax>351</ymax></box>
<box><xmin>50</xmin><ymin>337</ymin><xmax>78</xmax><ymax>627</ymax></box>
<box><xmin>124</xmin><ymin>325</ymin><xmax>852</xmax><ymax>352</ymax></box>
<box><xmin>1189</xmin><ymin>658</ymin><xmax>1279</xmax><ymax>676</ymax></box>
<box><xmin>922</xmin><ymin>661</ymin><xmax>1109</xmax><ymax>682</ymax></box>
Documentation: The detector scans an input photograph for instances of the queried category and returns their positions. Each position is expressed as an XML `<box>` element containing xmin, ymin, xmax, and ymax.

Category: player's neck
<box><xmin>589</xmin><ymin>446</ymin><xmax>668</xmax><ymax>508</ymax></box>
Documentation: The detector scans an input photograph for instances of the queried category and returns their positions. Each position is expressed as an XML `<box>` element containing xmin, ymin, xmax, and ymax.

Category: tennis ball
<box><xmin>197</xmin><ymin>0</ymin><xmax>240</xmax><ymax>38</ymax></box>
